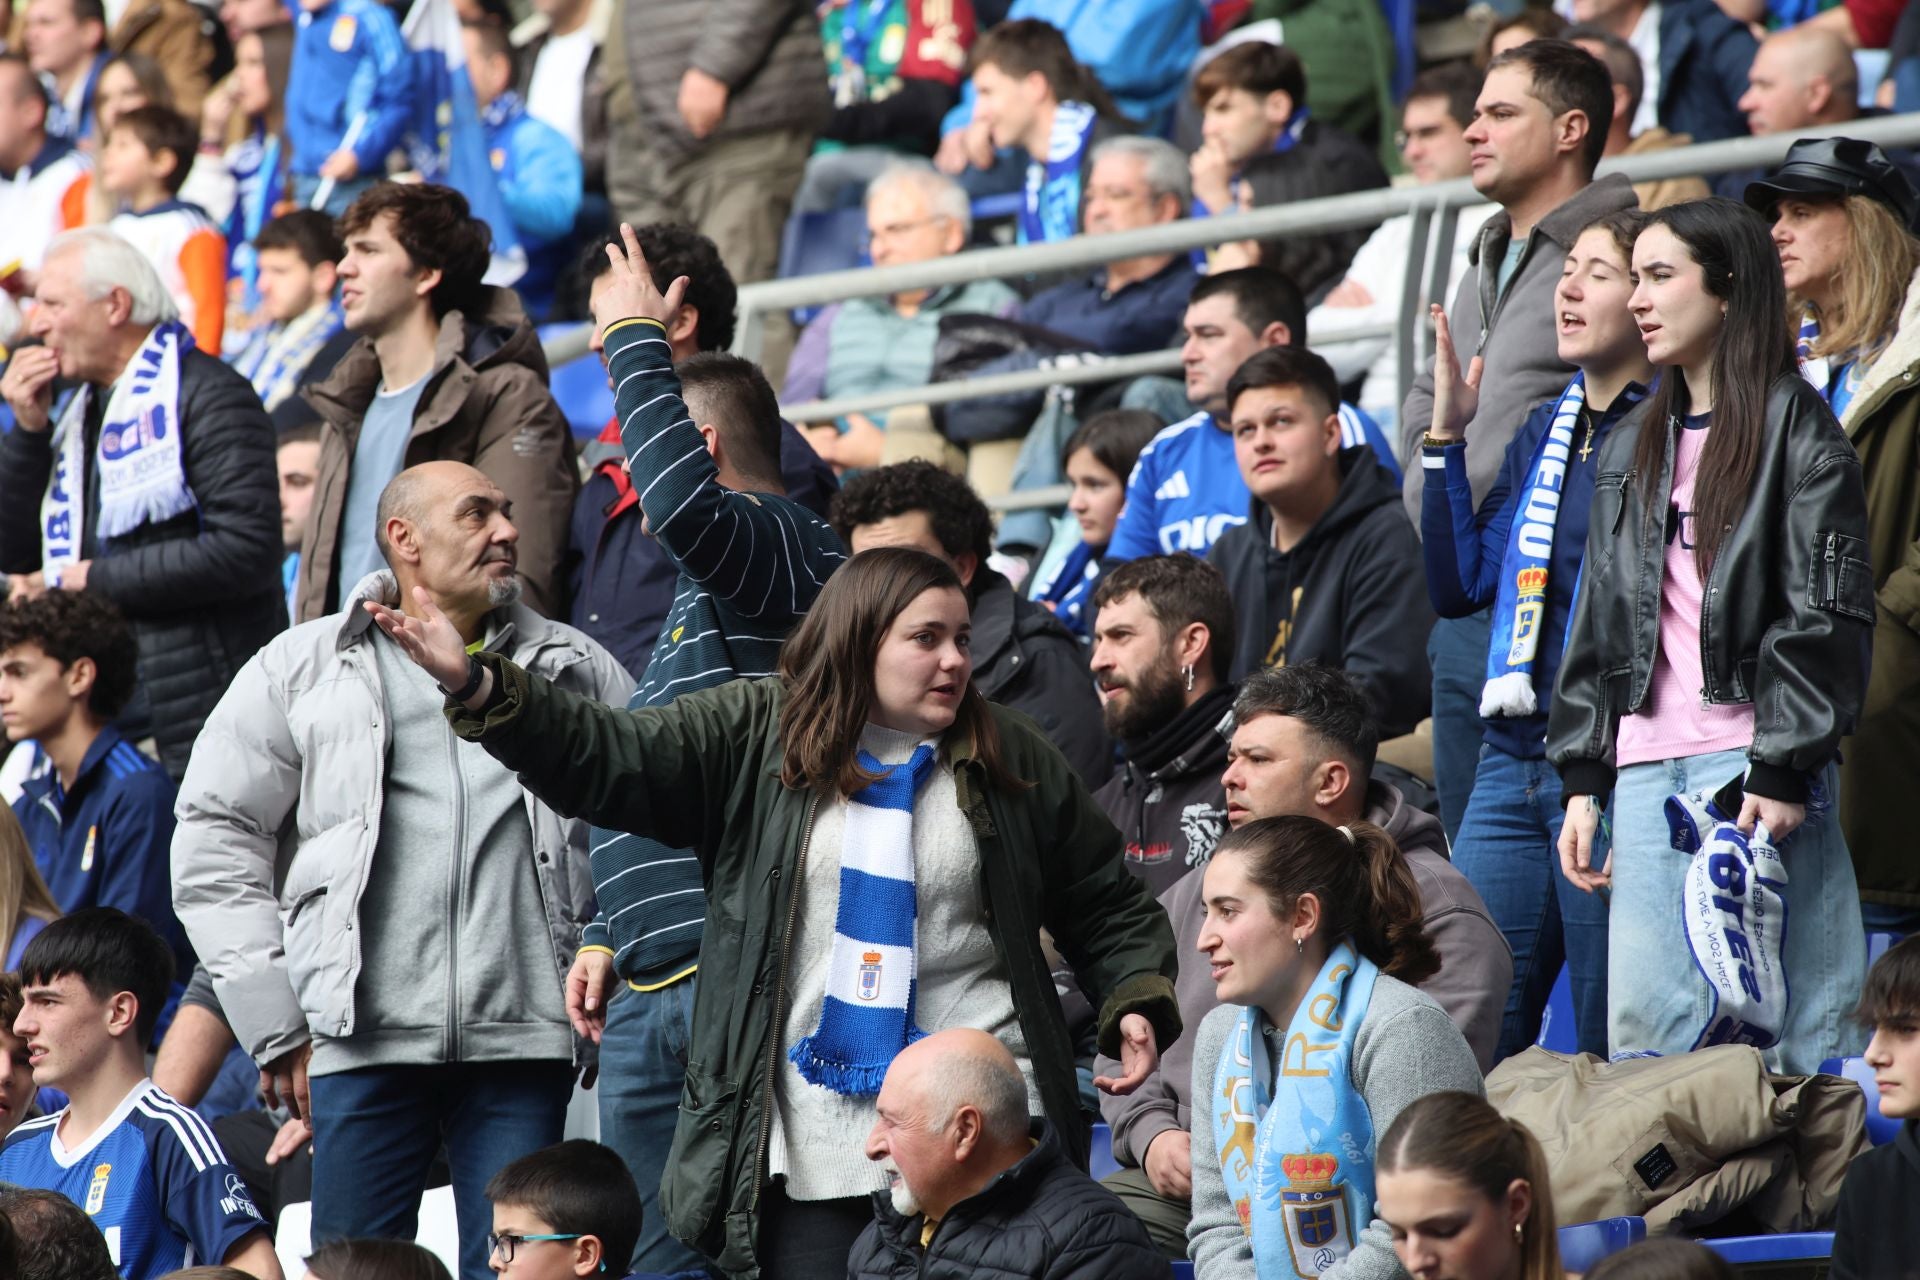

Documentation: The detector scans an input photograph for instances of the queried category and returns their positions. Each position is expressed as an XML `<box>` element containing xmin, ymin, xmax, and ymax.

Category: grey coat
<box><xmin>1187</xmin><ymin>978</ymin><xmax>1485</xmax><ymax>1280</ymax></box>
<box><xmin>1400</xmin><ymin>174</ymin><xmax>1640</xmax><ymax>526</ymax></box>
<box><xmin>616</xmin><ymin>0</ymin><xmax>830</xmax><ymax>162</ymax></box>
<box><xmin>170</xmin><ymin>572</ymin><xmax>634</xmax><ymax>1067</ymax></box>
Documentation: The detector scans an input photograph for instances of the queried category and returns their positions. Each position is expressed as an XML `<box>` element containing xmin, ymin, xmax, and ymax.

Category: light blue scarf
<box><xmin>40</xmin><ymin>320</ymin><xmax>196</xmax><ymax>571</ymax></box>
<box><xmin>1481</xmin><ymin>374</ymin><xmax>1642</xmax><ymax>717</ymax></box>
<box><xmin>789</xmin><ymin>743</ymin><xmax>939</xmax><ymax>1095</ymax></box>
<box><xmin>1214</xmin><ymin>939</ymin><xmax>1379</xmax><ymax>1277</ymax></box>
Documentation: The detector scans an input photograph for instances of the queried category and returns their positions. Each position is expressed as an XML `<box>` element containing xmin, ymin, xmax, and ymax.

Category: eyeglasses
<box><xmin>861</xmin><ymin>215</ymin><xmax>951</xmax><ymax>252</ymax></box>
<box><xmin>487</xmin><ymin>1232</ymin><xmax>585</xmax><ymax>1263</ymax></box>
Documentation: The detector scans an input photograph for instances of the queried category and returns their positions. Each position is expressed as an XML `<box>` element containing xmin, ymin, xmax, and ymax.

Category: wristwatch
<box><xmin>439</xmin><ymin>654</ymin><xmax>486</xmax><ymax>703</ymax></box>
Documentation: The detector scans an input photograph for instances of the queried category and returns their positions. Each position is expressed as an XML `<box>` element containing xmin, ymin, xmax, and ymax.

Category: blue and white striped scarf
<box><xmin>789</xmin><ymin>742</ymin><xmax>939</xmax><ymax>1095</ymax></box>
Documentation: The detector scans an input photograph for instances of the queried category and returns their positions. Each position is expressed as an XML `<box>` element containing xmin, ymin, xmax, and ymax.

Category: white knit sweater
<box><xmin>769</xmin><ymin>724</ymin><xmax>1039</xmax><ymax>1201</ymax></box>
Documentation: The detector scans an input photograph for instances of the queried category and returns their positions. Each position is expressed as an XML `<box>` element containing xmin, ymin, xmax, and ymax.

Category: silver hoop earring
<box><xmin>1183</xmin><ymin>664</ymin><xmax>1195</xmax><ymax>693</ymax></box>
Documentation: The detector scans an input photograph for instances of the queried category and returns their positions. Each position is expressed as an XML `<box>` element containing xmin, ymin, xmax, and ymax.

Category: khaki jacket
<box><xmin>1625</xmin><ymin>127</ymin><xmax>1713</xmax><ymax>211</ymax></box>
<box><xmin>1489</xmin><ymin>1046</ymin><xmax>1867</xmax><ymax>1234</ymax></box>
<box><xmin>297</xmin><ymin>287</ymin><xmax>579</xmax><ymax>623</ymax></box>
<box><xmin>111</xmin><ymin>0</ymin><xmax>218</xmax><ymax>118</ymax></box>
<box><xmin>1837</xmin><ymin>268</ymin><xmax>1920</xmax><ymax>903</ymax></box>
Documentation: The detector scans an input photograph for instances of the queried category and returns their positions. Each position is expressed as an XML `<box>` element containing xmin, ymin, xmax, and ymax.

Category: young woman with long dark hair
<box><xmin>1375</xmin><ymin>1091</ymin><xmax>1562</xmax><ymax>1280</ymax></box>
<box><xmin>1185</xmin><ymin>817</ymin><xmax>1482</xmax><ymax>1279</ymax></box>
<box><xmin>370</xmin><ymin>547</ymin><xmax>1179</xmax><ymax>1280</ymax></box>
<box><xmin>1552</xmin><ymin>197</ymin><xmax>1874</xmax><ymax>1072</ymax></box>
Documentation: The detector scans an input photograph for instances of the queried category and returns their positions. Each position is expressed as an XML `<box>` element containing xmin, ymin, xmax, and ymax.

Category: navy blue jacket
<box><xmin>566</xmin><ymin>417</ymin><xmax>836</xmax><ymax>682</ymax></box>
<box><xmin>10</xmin><ymin>727</ymin><xmax>189</xmax><ymax>966</ymax></box>
<box><xmin>1020</xmin><ymin>258</ymin><xmax>1198</xmax><ymax>357</ymax></box>
<box><xmin>1658</xmin><ymin>0</ymin><xmax>1759</xmax><ymax>145</ymax></box>
<box><xmin>1420</xmin><ymin>385</ymin><xmax>1637</xmax><ymax>759</ymax></box>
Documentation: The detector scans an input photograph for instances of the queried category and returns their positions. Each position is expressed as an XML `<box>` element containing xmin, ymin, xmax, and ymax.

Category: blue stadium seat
<box><xmin>776</xmin><ymin>208</ymin><xmax>871</xmax><ymax>326</ymax></box>
<box><xmin>1170</xmin><ymin>1263</ymin><xmax>1194</xmax><ymax>1280</ymax></box>
<box><xmin>1380</xmin><ymin>0</ymin><xmax>1416</xmax><ymax>102</ymax></box>
<box><xmin>1557</xmin><ymin>1217</ymin><xmax>1646</xmax><ymax>1272</ymax></box>
<box><xmin>1089</xmin><ymin>1121</ymin><xmax>1122</xmax><ymax>1182</ymax></box>
<box><xmin>1869</xmin><ymin>931</ymin><xmax>1903</xmax><ymax>968</ymax></box>
<box><xmin>970</xmin><ymin>192</ymin><xmax>1023</xmax><ymax>224</ymax></box>
<box><xmin>1820</xmin><ymin>1056</ymin><xmax>1901</xmax><ymax>1146</ymax></box>
<box><xmin>1701</xmin><ymin>1232</ymin><xmax>1835</xmax><ymax>1263</ymax></box>
<box><xmin>1535</xmin><ymin>964</ymin><xmax>1579</xmax><ymax>1054</ymax></box>
<box><xmin>545</xmin><ymin>347</ymin><xmax>614</xmax><ymax>440</ymax></box>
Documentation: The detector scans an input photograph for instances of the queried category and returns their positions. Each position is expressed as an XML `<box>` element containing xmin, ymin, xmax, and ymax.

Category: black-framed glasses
<box><xmin>487</xmin><ymin>1232</ymin><xmax>585</xmax><ymax>1263</ymax></box>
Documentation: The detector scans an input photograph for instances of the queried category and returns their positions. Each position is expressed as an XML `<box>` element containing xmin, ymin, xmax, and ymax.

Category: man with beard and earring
<box><xmin>1087</xmin><ymin>554</ymin><xmax>1238</xmax><ymax>898</ymax></box>
<box><xmin>171</xmin><ymin>461</ymin><xmax>635</xmax><ymax>1280</ymax></box>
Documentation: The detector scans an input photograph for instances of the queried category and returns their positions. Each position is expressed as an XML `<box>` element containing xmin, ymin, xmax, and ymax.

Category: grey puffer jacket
<box><xmin>1401</xmin><ymin>173</ymin><xmax>1640</xmax><ymax>527</ymax></box>
<box><xmin>615</xmin><ymin>0</ymin><xmax>830</xmax><ymax>162</ymax></box>
<box><xmin>169</xmin><ymin>572</ymin><xmax>634</xmax><ymax>1067</ymax></box>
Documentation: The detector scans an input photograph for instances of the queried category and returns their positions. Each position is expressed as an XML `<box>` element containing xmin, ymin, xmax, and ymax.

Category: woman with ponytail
<box><xmin>1187</xmin><ymin>816</ymin><xmax>1483</xmax><ymax>1279</ymax></box>
<box><xmin>1375</xmin><ymin>1092</ymin><xmax>1561</xmax><ymax>1280</ymax></box>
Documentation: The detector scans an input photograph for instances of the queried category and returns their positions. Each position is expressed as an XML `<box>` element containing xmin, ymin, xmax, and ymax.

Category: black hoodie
<box><xmin>1207</xmin><ymin>445</ymin><xmax>1434</xmax><ymax>737</ymax></box>
<box><xmin>1832</xmin><ymin>1119</ymin><xmax>1920</xmax><ymax>1279</ymax></box>
<box><xmin>1092</xmin><ymin>685</ymin><xmax>1236</xmax><ymax>898</ymax></box>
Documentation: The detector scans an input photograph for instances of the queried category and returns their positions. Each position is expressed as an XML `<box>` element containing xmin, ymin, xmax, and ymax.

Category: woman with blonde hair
<box><xmin>0</xmin><ymin>805</ymin><xmax>58</xmax><ymax>971</ymax></box>
<box><xmin>1376</xmin><ymin>1091</ymin><xmax>1561</xmax><ymax>1280</ymax></box>
<box><xmin>1747</xmin><ymin>139</ymin><xmax>1920</xmax><ymax>936</ymax></box>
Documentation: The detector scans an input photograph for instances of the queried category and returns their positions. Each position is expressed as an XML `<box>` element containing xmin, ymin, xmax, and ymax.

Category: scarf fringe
<box><xmin>788</xmin><ymin>1024</ymin><xmax>927</xmax><ymax>1096</ymax></box>
<box><xmin>1479</xmin><ymin>671</ymin><xmax>1539</xmax><ymax>719</ymax></box>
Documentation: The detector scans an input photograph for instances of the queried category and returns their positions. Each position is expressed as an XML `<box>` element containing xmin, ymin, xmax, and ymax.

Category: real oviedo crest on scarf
<box><xmin>858</xmin><ymin>950</ymin><xmax>883</xmax><ymax>1001</ymax></box>
<box><xmin>1504</xmin><ymin>566</ymin><xmax>1549</xmax><ymax>665</ymax></box>
<box><xmin>1282</xmin><ymin>1153</ymin><xmax>1353</xmax><ymax>1275</ymax></box>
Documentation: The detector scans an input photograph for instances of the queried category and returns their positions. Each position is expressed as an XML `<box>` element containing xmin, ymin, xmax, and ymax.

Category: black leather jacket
<box><xmin>1548</xmin><ymin>373</ymin><xmax>1874</xmax><ymax>805</ymax></box>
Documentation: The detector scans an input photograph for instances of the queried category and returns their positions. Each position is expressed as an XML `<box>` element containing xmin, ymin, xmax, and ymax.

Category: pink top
<box><xmin>1615</xmin><ymin>415</ymin><xmax>1756</xmax><ymax>768</ymax></box>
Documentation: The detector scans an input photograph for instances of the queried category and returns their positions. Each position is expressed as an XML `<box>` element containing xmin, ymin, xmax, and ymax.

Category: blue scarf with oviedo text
<box><xmin>788</xmin><ymin>743</ymin><xmax>939</xmax><ymax>1095</ymax></box>
<box><xmin>1481</xmin><ymin>374</ymin><xmax>1643</xmax><ymax>718</ymax></box>
<box><xmin>1214</xmin><ymin>939</ymin><xmax>1379</xmax><ymax>1278</ymax></box>
<box><xmin>40</xmin><ymin>320</ymin><xmax>196</xmax><ymax>573</ymax></box>
<box><xmin>1020</xmin><ymin>100</ymin><xmax>1098</xmax><ymax>245</ymax></box>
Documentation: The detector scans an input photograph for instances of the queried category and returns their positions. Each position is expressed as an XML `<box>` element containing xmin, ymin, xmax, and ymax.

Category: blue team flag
<box><xmin>398</xmin><ymin>0</ymin><xmax>526</xmax><ymax>284</ymax></box>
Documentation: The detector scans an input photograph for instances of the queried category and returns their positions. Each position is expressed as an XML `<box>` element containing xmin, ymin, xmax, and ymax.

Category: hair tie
<box><xmin>1337</xmin><ymin>824</ymin><xmax>1356</xmax><ymax>846</ymax></box>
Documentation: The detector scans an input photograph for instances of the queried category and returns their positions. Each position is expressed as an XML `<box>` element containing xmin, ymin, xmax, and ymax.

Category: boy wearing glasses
<box><xmin>487</xmin><ymin>1139</ymin><xmax>665</xmax><ymax>1279</ymax></box>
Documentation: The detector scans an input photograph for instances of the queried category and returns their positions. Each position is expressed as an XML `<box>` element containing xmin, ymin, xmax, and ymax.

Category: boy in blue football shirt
<box><xmin>0</xmin><ymin>909</ymin><xmax>281</xmax><ymax>1280</ymax></box>
<box><xmin>0</xmin><ymin>593</ymin><xmax>188</xmax><ymax>974</ymax></box>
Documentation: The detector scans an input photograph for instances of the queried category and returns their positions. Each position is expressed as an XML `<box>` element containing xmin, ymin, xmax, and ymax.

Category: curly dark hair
<box><xmin>0</xmin><ymin>1189</ymin><xmax>115</xmax><ymax>1280</ymax></box>
<box><xmin>339</xmin><ymin>182</ymin><xmax>492</xmax><ymax>318</ymax></box>
<box><xmin>0</xmin><ymin>592</ymin><xmax>139</xmax><ymax>720</ymax></box>
<box><xmin>573</xmin><ymin>223</ymin><xmax>738</xmax><ymax>352</ymax></box>
<box><xmin>829</xmin><ymin>460</ymin><xmax>994</xmax><ymax>573</ymax></box>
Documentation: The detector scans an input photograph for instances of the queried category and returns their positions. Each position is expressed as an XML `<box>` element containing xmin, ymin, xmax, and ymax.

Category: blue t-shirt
<box><xmin>0</xmin><ymin>1080</ymin><xmax>265</xmax><ymax>1278</ymax></box>
<box><xmin>336</xmin><ymin>374</ymin><xmax>429</xmax><ymax>591</ymax></box>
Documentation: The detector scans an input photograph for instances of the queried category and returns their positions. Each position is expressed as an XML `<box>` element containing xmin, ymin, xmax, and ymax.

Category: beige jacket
<box><xmin>1626</xmin><ymin>127</ymin><xmax>1714</xmax><ymax>211</ymax></box>
<box><xmin>1489</xmin><ymin>1045</ymin><xmax>1867</xmax><ymax>1234</ymax></box>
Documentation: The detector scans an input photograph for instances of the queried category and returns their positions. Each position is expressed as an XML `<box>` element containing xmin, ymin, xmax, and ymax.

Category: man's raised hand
<box><xmin>595</xmin><ymin>223</ymin><xmax>691</xmax><ymax>338</ymax></box>
<box><xmin>364</xmin><ymin>586</ymin><xmax>471</xmax><ymax>693</ymax></box>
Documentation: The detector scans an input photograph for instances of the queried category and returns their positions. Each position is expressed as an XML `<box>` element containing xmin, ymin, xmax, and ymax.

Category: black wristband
<box><xmin>440</xmin><ymin>654</ymin><xmax>485</xmax><ymax>703</ymax></box>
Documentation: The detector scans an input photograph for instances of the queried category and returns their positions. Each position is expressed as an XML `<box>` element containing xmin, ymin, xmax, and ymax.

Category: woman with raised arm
<box><xmin>371</xmin><ymin>411</ymin><xmax>1179</xmax><ymax>1280</ymax></box>
<box><xmin>1551</xmin><ymin>197</ymin><xmax>1874</xmax><ymax>1072</ymax></box>
<box><xmin>1186</xmin><ymin>816</ymin><xmax>1483</xmax><ymax>1280</ymax></box>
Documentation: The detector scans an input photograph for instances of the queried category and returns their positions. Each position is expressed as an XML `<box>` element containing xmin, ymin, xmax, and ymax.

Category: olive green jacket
<box><xmin>1837</xmin><ymin>269</ymin><xmax>1920</xmax><ymax>905</ymax></box>
<box><xmin>448</xmin><ymin>658</ymin><xmax>1181</xmax><ymax>1277</ymax></box>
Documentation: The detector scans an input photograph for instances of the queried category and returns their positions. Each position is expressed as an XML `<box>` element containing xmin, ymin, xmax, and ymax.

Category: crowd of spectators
<box><xmin>0</xmin><ymin>1</ymin><xmax>1919</xmax><ymax>1279</ymax></box>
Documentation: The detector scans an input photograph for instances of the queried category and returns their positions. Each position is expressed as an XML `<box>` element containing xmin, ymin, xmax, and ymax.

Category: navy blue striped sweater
<box><xmin>579</xmin><ymin>319</ymin><xmax>845</xmax><ymax>985</ymax></box>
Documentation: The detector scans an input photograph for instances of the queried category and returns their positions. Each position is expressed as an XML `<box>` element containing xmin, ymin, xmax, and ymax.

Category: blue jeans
<box><xmin>1611</xmin><ymin>750</ymin><xmax>1866</xmax><ymax>1073</ymax></box>
<box><xmin>1453</xmin><ymin>744</ymin><xmax>1612</xmax><ymax>1063</ymax></box>
<box><xmin>1861</xmin><ymin>902</ymin><xmax>1920</xmax><ymax>937</ymax></box>
<box><xmin>309</xmin><ymin>1060</ymin><xmax>571</xmax><ymax>1280</ymax></box>
<box><xmin>1428</xmin><ymin>613</ymin><xmax>1492</xmax><ymax>845</ymax></box>
<box><xmin>600</xmin><ymin>977</ymin><xmax>714</xmax><ymax>1277</ymax></box>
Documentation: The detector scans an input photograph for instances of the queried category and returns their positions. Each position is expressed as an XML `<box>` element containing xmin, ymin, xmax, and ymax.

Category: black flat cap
<box><xmin>1744</xmin><ymin>136</ymin><xmax>1920</xmax><ymax>228</ymax></box>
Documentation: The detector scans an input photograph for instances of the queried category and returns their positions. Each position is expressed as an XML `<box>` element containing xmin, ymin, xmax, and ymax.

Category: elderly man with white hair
<box><xmin>0</xmin><ymin>227</ymin><xmax>283</xmax><ymax>781</ymax></box>
<box><xmin>849</xmin><ymin>1028</ymin><xmax>1168</xmax><ymax>1280</ymax></box>
<box><xmin>783</xmin><ymin>161</ymin><xmax>1020</xmax><ymax>471</ymax></box>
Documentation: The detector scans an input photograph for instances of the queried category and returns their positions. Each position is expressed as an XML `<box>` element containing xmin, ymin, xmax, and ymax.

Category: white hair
<box><xmin>1091</xmin><ymin>135</ymin><xmax>1193</xmax><ymax>210</ymax></box>
<box><xmin>865</xmin><ymin>161</ymin><xmax>973</xmax><ymax>237</ymax></box>
<box><xmin>44</xmin><ymin>228</ymin><xmax>179</xmax><ymax>327</ymax></box>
